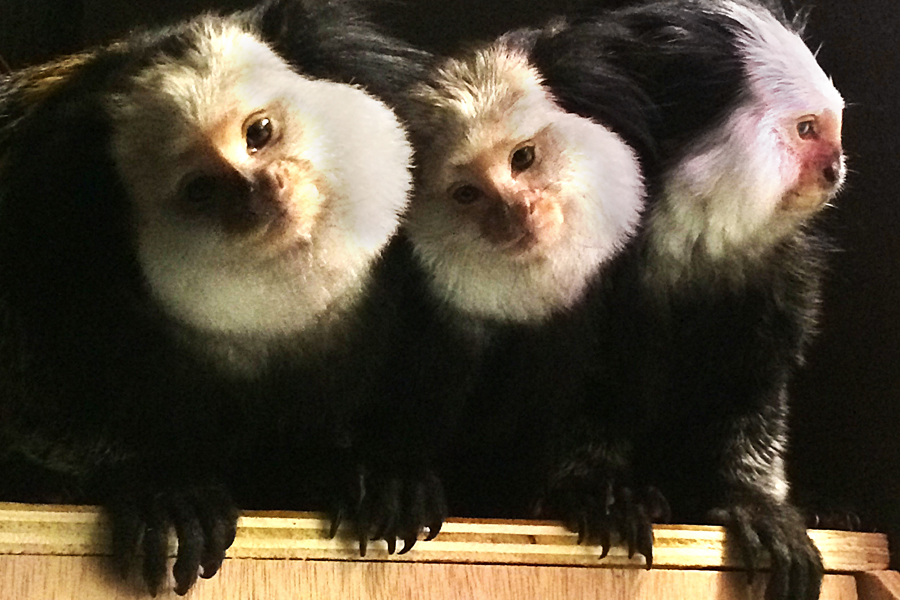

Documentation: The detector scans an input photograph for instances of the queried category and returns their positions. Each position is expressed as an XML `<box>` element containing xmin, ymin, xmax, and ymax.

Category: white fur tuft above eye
<box><xmin>725</xmin><ymin>2</ymin><xmax>844</xmax><ymax>117</ymax></box>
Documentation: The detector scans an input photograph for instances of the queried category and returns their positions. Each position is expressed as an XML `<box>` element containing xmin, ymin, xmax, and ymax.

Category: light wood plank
<box><xmin>0</xmin><ymin>502</ymin><xmax>888</xmax><ymax>573</ymax></box>
<box><xmin>856</xmin><ymin>572</ymin><xmax>900</xmax><ymax>600</ymax></box>
<box><xmin>0</xmin><ymin>554</ymin><xmax>863</xmax><ymax>600</ymax></box>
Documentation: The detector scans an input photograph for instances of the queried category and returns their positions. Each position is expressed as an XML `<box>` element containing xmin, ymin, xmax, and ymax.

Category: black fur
<box><xmin>408</xmin><ymin>30</ymin><xmax>660</xmax><ymax>561</ymax></box>
<box><xmin>0</xmin><ymin>41</ymin><xmax>246</xmax><ymax>594</ymax></box>
<box><xmin>246</xmin><ymin>0</ymin><xmax>435</xmax><ymax>111</ymax></box>
<box><xmin>517</xmin><ymin>2</ymin><xmax>829</xmax><ymax>598</ymax></box>
<box><xmin>0</xmin><ymin>1</ymin><xmax>447</xmax><ymax>593</ymax></box>
<box><xmin>531</xmin><ymin>0</ymin><xmax>749</xmax><ymax>182</ymax></box>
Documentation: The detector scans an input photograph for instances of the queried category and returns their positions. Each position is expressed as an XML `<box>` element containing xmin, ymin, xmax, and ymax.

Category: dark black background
<box><xmin>2</xmin><ymin>0</ymin><xmax>899</xmax><ymax>557</ymax></box>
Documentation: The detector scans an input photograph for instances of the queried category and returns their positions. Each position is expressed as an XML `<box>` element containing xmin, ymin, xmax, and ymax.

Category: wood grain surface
<box><xmin>0</xmin><ymin>502</ymin><xmax>888</xmax><ymax>571</ymax></box>
<box><xmin>0</xmin><ymin>555</ymin><xmax>866</xmax><ymax>600</ymax></box>
<box><xmin>0</xmin><ymin>502</ymin><xmax>893</xmax><ymax>600</ymax></box>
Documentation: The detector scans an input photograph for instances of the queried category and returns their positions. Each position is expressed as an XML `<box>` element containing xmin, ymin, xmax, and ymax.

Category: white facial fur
<box><xmin>407</xmin><ymin>44</ymin><xmax>644</xmax><ymax>324</ymax></box>
<box><xmin>646</xmin><ymin>1</ymin><xmax>845</xmax><ymax>284</ymax></box>
<box><xmin>108</xmin><ymin>18</ymin><xmax>412</xmax><ymax>369</ymax></box>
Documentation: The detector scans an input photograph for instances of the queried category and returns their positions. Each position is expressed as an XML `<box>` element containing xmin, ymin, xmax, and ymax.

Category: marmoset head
<box><xmin>407</xmin><ymin>42</ymin><xmax>644</xmax><ymax>323</ymax></box>
<box><xmin>654</xmin><ymin>1</ymin><xmax>845</xmax><ymax>265</ymax></box>
<box><xmin>109</xmin><ymin>17</ymin><xmax>413</xmax><ymax>340</ymax></box>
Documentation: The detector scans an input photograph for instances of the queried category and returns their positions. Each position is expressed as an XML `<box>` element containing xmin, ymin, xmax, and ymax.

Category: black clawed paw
<box><xmin>711</xmin><ymin>501</ymin><xmax>823</xmax><ymax>600</ymax></box>
<box><xmin>108</xmin><ymin>482</ymin><xmax>238</xmax><ymax>596</ymax></box>
<box><xmin>538</xmin><ymin>478</ymin><xmax>668</xmax><ymax>568</ymax></box>
<box><xmin>330</xmin><ymin>465</ymin><xmax>447</xmax><ymax>556</ymax></box>
<box><xmin>806</xmin><ymin>508</ymin><xmax>863</xmax><ymax>532</ymax></box>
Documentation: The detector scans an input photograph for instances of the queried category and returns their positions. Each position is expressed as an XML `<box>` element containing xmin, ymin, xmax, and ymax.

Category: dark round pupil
<box><xmin>247</xmin><ymin>118</ymin><xmax>273</xmax><ymax>152</ymax></box>
<box><xmin>797</xmin><ymin>120</ymin><xmax>816</xmax><ymax>139</ymax></box>
<box><xmin>453</xmin><ymin>185</ymin><xmax>482</xmax><ymax>205</ymax></box>
<box><xmin>511</xmin><ymin>145</ymin><xmax>535</xmax><ymax>171</ymax></box>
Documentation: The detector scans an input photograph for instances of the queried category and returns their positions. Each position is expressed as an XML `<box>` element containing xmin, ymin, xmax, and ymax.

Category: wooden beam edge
<box><xmin>0</xmin><ymin>502</ymin><xmax>889</xmax><ymax>572</ymax></box>
<box><xmin>856</xmin><ymin>571</ymin><xmax>900</xmax><ymax>600</ymax></box>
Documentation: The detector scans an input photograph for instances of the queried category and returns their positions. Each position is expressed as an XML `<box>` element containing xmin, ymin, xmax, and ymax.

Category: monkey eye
<box><xmin>511</xmin><ymin>145</ymin><xmax>536</xmax><ymax>172</ymax></box>
<box><xmin>246</xmin><ymin>117</ymin><xmax>274</xmax><ymax>153</ymax></box>
<box><xmin>797</xmin><ymin>118</ymin><xmax>817</xmax><ymax>140</ymax></box>
<box><xmin>452</xmin><ymin>184</ymin><xmax>483</xmax><ymax>205</ymax></box>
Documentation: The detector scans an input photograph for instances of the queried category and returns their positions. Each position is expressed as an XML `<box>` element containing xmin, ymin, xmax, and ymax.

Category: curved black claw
<box><xmin>806</xmin><ymin>508</ymin><xmax>863</xmax><ymax>532</ymax></box>
<box><xmin>327</xmin><ymin>462</ymin><xmax>365</xmax><ymax>544</ymax></box>
<box><xmin>331</xmin><ymin>465</ymin><xmax>447</xmax><ymax>556</ymax></box>
<box><xmin>538</xmin><ymin>480</ymin><xmax>670</xmax><ymax>569</ymax></box>
<box><xmin>108</xmin><ymin>483</ymin><xmax>239</xmax><ymax>596</ymax></box>
<box><xmin>398</xmin><ymin>470</ymin><xmax>446</xmax><ymax>554</ymax></box>
<box><xmin>709</xmin><ymin>501</ymin><xmax>823</xmax><ymax>600</ymax></box>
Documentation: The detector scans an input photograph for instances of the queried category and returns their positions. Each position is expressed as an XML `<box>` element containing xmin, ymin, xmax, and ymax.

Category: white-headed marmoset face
<box><xmin>407</xmin><ymin>44</ymin><xmax>644</xmax><ymax>323</ymax></box>
<box><xmin>109</xmin><ymin>19</ymin><xmax>413</xmax><ymax>340</ymax></box>
<box><xmin>648</xmin><ymin>1</ymin><xmax>845</xmax><ymax>278</ymax></box>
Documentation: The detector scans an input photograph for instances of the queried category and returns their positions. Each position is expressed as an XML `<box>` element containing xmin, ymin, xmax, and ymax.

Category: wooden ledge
<box><xmin>0</xmin><ymin>502</ymin><xmax>894</xmax><ymax>600</ymax></box>
<box><xmin>0</xmin><ymin>501</ymin><xmax>889</xmax><ymax>571</ymax></box>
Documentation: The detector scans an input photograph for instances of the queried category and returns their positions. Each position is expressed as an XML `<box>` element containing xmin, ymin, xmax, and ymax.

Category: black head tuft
<box><xmin>246</xmin><ymin>0</ymin><xmax>434</xmax><ymax>108</ymax></box>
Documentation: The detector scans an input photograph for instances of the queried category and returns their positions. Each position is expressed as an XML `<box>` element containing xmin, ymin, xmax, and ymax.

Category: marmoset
<box><xmin>0</xmin><ymin>0</ymin><xmax>440</xmax><ymax>593</ymax></box>
<box><xmin>402</xmin><ymin>32</ymin><xmax>651</xmax><ymax>556</ymax></box>
<box><xmin>526</xmin><ymin>2</ymin><xmax>844</xmax><ymax>598</ymax></box>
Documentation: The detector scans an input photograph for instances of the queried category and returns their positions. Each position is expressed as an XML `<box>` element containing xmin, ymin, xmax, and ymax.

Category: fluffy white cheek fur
<box><xmin>121</xmin><ymin>76</ymin><xmax>412</xmax><ymax>341</ymax></box>
<box><xmin>409</xmin><ymin>113</ymin><xmax>643</xmax><ymax>324</ymax></box>
<box><xmin>654</xmin><ymin>103</ymin><xmax>800</xmax><ymax>267</ymax></box>
<box><xmin>646</xmin><ymin>4</ymin><xmax>844</xmax><ymax>281</ymax></box>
